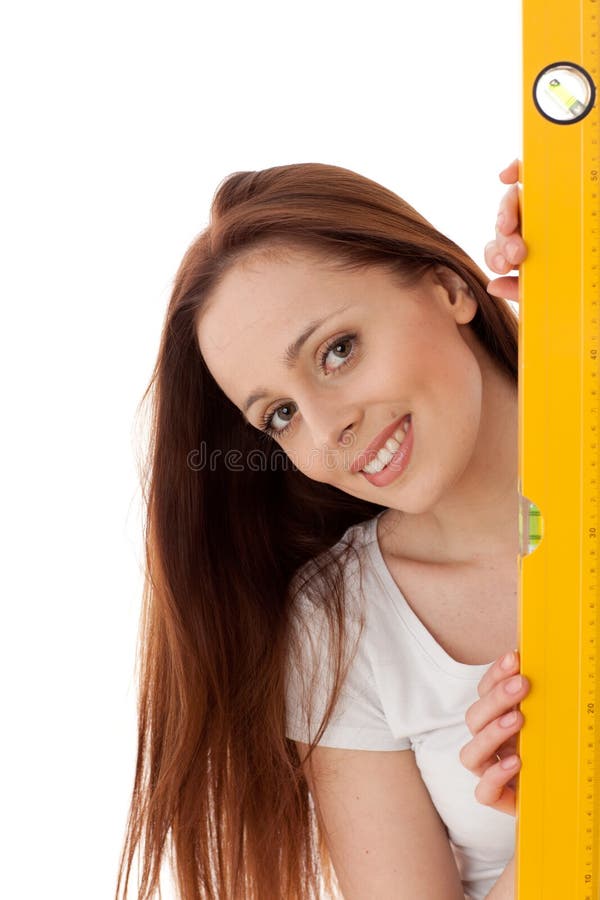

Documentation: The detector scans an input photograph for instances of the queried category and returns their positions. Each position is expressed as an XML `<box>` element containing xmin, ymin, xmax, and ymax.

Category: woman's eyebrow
<box><xmin>242</xmin><ymin>303</ymin><xmax>352</xmax><ymax>416</ymax></box>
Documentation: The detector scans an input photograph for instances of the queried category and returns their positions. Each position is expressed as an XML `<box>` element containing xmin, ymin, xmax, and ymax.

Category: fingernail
<box><xmin>506</xmin><ymin>240</ymin><xmax>519</xmax><ymax>261</ymax></box>
<box><xmin>500</xmin><ymin>754</ymin><xmax>520</xmax><ymax>770</ymax></box>
<box><xmin>501</xmin><ymin>651</ymin><xmax>515</xmax><ymax>671</ymax></box>
<box><xmin>499</xmin><ymin>710</ymin><xmax>517</xmax><ymax>727</ymax></box>
<box><xmin>505</xmin><ymin>675</ymin><xmax>523</xmax><ymax>694</ymax></box>
<box><xmin>493</xmin><ymin>254</ymin><xmax>507</xmax><ymax>270</ymax></box>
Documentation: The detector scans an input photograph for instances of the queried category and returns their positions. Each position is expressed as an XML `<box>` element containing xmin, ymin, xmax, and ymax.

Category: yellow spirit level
<box><xmin>517</xmin><ymin>1</ymin><xmax>600</xmax><ymax>896</ymax></box>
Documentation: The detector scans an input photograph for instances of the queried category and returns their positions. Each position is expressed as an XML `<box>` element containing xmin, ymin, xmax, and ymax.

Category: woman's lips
<box><xmin>359</xmin><ymin>415</ymin><xmax>414</xmax><ymax>487</ymax></box>
<box><xmin>350</xmin><ymin>413</ymin><xmax>411</xmax><ymax>474</ymax></box>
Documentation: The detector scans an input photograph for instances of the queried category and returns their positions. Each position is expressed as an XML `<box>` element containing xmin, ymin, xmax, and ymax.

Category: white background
<box><xmin>1</xmin><ymin>1</ymin><xmax>521</xmax><ymax>897</ymax></box>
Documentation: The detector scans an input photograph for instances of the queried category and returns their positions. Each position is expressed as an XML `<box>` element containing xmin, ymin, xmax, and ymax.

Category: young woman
<box><xmin>116</xmin><ymin>160</ymin><xmax>529</xmax><ymax>900</ymax></box>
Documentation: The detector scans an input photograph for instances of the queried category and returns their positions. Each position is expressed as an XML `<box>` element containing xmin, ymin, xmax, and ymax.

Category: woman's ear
<box><xmin>431</xmin><ymin>265</ymin><xmax>478</xmax><ymax>325</ymax></box>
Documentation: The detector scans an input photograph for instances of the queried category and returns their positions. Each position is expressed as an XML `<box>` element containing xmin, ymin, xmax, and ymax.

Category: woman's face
<box><xmin>196</xmin><ymin>246</ymin><xmax>486</xmax><ymax>515</ymax></box>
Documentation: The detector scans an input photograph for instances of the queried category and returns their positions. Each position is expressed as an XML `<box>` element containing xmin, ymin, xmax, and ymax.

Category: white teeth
<box><xmin>361</xmin><ymin>416</ymin><xmax>411</xmax><ymax>475</ymax></box>
<box><xmin>377</xmin><ymin>447</ymin><xmax>394</xmax><ymax>466</ymax></box>
<box><xmin>363</xmin><ymin>456</ymin><xmax>387</xmax><ymax>474</ymax></box>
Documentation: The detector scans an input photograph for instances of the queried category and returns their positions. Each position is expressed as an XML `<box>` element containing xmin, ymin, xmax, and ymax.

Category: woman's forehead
<box><xmin>197</xmin><ymin>251</ymin><xmax>359</xmax><ymax>344</ymax></box>
<box><xmin>196</xmin><ymin>252</ymin><xmax>436</xmax><ymax>357</ymax></box>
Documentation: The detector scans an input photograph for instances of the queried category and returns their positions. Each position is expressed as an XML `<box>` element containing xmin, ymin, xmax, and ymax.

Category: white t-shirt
<box><xmin>285</xmin><ymin>511</ymin><xmax>515</xmax><ymax>900</ymax></box>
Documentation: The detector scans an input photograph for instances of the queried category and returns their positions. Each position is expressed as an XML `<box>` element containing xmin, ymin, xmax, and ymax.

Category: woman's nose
<box><xmin>302</xmin><ymin>396</ymin><xmax>362</xmax><ymax>453</ymax></box>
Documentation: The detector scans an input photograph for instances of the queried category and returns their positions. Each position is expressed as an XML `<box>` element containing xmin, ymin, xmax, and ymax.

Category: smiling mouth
<box><xmin>354</xmin><ymin>414</ymin><xmax>414</xmax><ymax>487</ymax></box>
<box><xmin>360</xmin><ymin>415</ymin><xmax>411</xmax><ymax>474</ymax></box>
<box><xmin>351</xmin><ymin>413</ymin><xmax>411</xmax><ymax>474</ymax></box>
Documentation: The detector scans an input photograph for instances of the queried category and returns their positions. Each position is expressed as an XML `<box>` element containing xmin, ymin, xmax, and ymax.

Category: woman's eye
<box><xmin>259</xmin><ymin>402</ymin><xmax>297</xmax><ymax>436</ymax></box>
<box><xmin>320</xmin><ymin>335</ymin><xmax>355</xmax><ymax>372</ymax></box>
<box><xmin>259</xmin><ymin>332</ymin><xmax>358</xmax><ymax>437</ymax></box>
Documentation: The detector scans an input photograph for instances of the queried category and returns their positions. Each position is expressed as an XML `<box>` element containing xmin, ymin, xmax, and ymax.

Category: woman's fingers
<box><xmin>485</xmin><ymin>160</ymin><xmax>526</xmax><ymax>302</ymax></box>
<box><xmin>473</xmin><ymin>756</ymin><xmax>521</xmax><ymax>817</ymax></box>
<box><xmin>484</xmin><ymin>241</ymin><xmax>526</xmax><ymax>272</ymax></box>
<box><xmin>499</xmin><ymin>159</ymin><xmax>520</xmax><ymax>185</ymax></box>
<box><xmin>459</xmin><ymin>707</ymin><xmax>523</xmax><ymax>775</ymax></box>
<box><xmin>487</xmin><ymin>276</ymin><xmax>519</xmax><ymax>301</ymax></box>
<box><xmin>484</xmin><ymin>227</ymin><xmax>527</xmax><ymax>272</ymax></box>
<box><xmin>461</xmin><ymin>642</ymin><xmax>529</xmax><ymax>818</ymax></box>
<box><xmin>474</xmin><ymin>650</ymin><xmax>520</xmax><ymax>699</ymax></box>
<box><xmin>496</xmin><ymin>182</ymin><xmax>521</xmax><ymax>236</ymax></box>
<box><xmin>465</xmin><ymin>672</ymin><xmax>530</xmax><ymax>736</ymax></box>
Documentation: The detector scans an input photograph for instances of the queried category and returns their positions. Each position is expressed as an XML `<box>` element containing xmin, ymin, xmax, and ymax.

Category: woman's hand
<box><xmin>484</xmin><ymin>159</ymin><xmax>527</xmax><ymax>302</ymax></box>
<box><xmin>459</xmin><ymin>649</ymin><xmax>530</xmax><ymax>816</ymax></box>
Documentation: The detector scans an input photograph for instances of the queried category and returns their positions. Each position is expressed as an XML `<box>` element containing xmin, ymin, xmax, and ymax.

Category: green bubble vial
<box><xmin>519</xmin><ymin>493</ymin><xmax>543</xmax><ymax>557</ymax></box>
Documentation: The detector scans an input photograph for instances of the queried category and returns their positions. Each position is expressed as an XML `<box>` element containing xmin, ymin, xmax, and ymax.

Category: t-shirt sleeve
<box><xmin>284</xmin><ymin>582</ymin><xmax>411</xmax><ymax>752</ymax></box>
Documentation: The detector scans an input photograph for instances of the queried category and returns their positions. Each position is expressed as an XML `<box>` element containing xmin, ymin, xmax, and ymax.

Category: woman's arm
<box><xmin>295</xmin><ymin>742</ymin><xmax>465</xmax><ymax>900</ymax></box>
<box><xmin>485</xmin><ymin>856</ymin><xmax>516</xmax><ymax>899</ymax></box>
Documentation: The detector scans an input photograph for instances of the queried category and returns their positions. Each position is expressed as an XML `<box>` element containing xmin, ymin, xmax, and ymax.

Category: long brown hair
<box><xmin>115</xmin><ymin>163</ymin><xmax>518</xmax><ymax>899</ymax></box>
